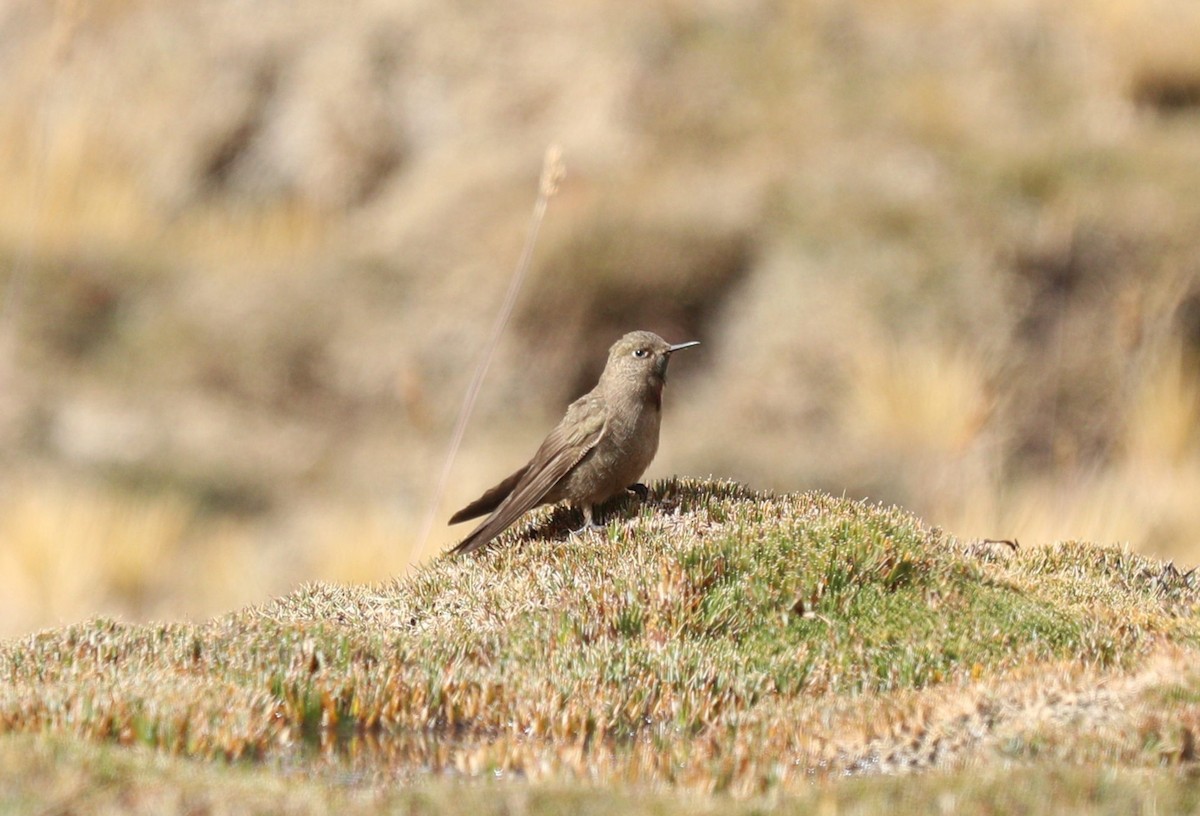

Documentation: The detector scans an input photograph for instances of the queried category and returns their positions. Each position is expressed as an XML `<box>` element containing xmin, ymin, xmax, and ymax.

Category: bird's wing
<box><xmin>447</xmin><ymin>464</ymin><xmax>530</xmax><ymax>525</ymax></box>
<box><xmin>448</xmin><ymin>394</ymin><xmax>607</xmax><ymax>556</ymax></box>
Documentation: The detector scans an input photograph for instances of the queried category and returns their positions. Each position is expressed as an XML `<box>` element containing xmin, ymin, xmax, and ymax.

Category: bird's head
<box><xmin>601</xmin><ymin>330</ymin><xmax>700</xmax><ymax>398</ymax></box>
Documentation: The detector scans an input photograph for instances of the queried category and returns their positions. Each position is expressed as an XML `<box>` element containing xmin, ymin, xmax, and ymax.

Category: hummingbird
<box><xmin>447</xmin><ymin>330</ymin><xmax>700</xmax><ymax>556</ymax></box>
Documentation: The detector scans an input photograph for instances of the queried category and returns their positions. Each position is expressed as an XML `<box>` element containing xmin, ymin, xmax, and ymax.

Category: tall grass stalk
<box><xmin>411</xmin><ymin>146</ymin><xmax>565</xmax><ymax>562</ymax></box>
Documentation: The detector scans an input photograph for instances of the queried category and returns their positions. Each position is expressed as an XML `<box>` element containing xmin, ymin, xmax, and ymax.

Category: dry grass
<box><xmin>0</xmin><ymin>117</ymin><xmax>330</xmax><ymax>274</ymax></box>
<box><xmin>0</xmin><ymin>477</ymin><xmax>188</xmax><ymax>631</ymax></box>
<box><xmin>919</xmin><ymin>337</ymin><xmax>1200</xmax><ymax>561</ymax></box>
<box><xmin>0</xmin><ymin>475</ymin><xmax>285</xmax><ymax>636</ymax></box>
<box><xmin>2</xmin><ymin>479</ymin><xmax>1198</xmax><ymax>804</ymax></box>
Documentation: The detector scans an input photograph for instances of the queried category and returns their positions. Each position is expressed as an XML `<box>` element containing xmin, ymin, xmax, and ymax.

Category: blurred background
<box><xmin>3</xmin><ymin>0</ymin><xmax>1200</xmax><ymax>637</ymax></box>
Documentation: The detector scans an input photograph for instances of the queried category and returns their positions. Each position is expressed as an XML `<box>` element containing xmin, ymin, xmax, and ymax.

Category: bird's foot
<box><xmin>626</xmin><ymin>482</ymin><xmax>650</xmax><ymax>501</ymax></box>
<box><xmin>569</xmin><ymin>504</ymin><xmax>604</xmax><ymax>537</ymax></box>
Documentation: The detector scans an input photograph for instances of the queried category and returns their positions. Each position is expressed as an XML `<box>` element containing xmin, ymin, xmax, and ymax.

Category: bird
<box><xmin>446</xmin><ymin>330</ymin><xmax>700</xmax><ymax>556</ymax></box>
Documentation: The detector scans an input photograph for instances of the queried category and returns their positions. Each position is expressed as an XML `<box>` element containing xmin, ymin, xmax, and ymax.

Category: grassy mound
<box><xmin>2</xmin><ymin>479</ymin><xmax>1199</xmax><ymax>797</ymax></box>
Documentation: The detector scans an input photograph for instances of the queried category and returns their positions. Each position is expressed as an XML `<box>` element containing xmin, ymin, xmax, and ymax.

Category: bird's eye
<box><xmin>632</xmin><ymin>348</ymin><xmax>649</xmax><ymax>358</ymax></box>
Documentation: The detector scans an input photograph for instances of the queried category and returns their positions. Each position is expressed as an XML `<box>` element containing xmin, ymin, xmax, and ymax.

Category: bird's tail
<box><xmin>447</xmin><ymin>464</ymin><xmax>529</xmax><ymax>525</ymax></box>
<box><xmin>447</xmin><ymin>527</ymin><xmax>490</xmax><ymax>557</ymax></box>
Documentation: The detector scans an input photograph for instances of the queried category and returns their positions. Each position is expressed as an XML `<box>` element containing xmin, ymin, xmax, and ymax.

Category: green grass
<box><xmin>2</xmin><ymin>479</ymin><xmax>1199</xmax><ymax>805</ymax></box>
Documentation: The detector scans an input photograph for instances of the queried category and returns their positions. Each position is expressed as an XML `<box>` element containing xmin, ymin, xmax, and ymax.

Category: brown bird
<box><xmin>447</xmin><ymin>330</ymin><xmax>700</xmax><ymax>556</ymax></box>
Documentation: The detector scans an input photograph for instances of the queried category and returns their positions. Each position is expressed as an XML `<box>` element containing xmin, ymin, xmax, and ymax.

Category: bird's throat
<box><xmin>648</xmin><ymin>379</ymin><xmax>664</xmax><ymax>411</ymax></box>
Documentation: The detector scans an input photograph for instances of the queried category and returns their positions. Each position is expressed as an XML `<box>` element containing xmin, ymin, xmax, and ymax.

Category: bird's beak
<box><xmin>667</xmin><ymin>341</ymin><xmax>701</xmax><ymax>354</ymax></box>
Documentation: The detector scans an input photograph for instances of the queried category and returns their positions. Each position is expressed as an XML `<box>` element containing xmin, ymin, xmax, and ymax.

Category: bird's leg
<box><xmin>570</xmin><ymin>504</ymin><xmax>604</xmax><ymax>536</ymax></box>
<box><xmin>626</xmin><ymin>483</ymin><xmax>649</xmax><ymax>501</ymax></box>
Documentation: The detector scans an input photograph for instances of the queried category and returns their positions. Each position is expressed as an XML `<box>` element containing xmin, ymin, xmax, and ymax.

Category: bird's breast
<box><xmin>604</xmin><ymin>398</ymin><xmax>661</xmax><ymax>469</ymax></box>
<box><xmin>555</xmin><ymin>386</ymin><xmax>664</xmax><ymax>506</ymax></box>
